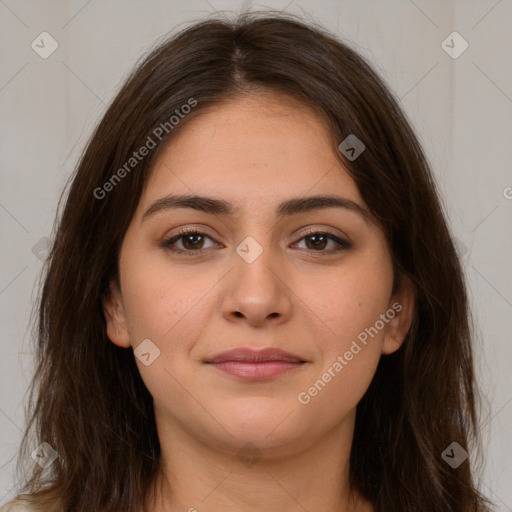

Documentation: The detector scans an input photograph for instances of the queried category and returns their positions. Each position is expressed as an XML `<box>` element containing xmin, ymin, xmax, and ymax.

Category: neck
<box><xmin>147</xmin><ymin>409</ymin><xmax>373</xmax><ymax>512</ymax></box>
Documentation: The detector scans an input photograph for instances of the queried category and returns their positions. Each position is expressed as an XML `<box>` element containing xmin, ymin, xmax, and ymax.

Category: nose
<box><xmin>221</xmin><ymin>236</ymin><xmax>293</xmax><ymax>328</ymax></box>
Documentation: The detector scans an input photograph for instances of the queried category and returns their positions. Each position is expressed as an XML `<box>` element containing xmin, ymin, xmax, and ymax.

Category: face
<box><xmin>103</xmin><ymin>91</ymin><xmax>414</xmax><ymax>458</ymax></box>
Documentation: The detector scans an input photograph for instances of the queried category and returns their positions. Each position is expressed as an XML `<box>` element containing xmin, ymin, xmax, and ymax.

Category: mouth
<box><xmin>204</xmin><ymin>347</ymin><xmax>308</xmax><ymax>381</ymax></box>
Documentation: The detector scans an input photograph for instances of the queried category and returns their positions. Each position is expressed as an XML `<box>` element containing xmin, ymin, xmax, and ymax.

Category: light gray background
<box><xmin>1</xmin><ymin>0</ymin><xmax>511</xmax><ymax>508</ymax></box>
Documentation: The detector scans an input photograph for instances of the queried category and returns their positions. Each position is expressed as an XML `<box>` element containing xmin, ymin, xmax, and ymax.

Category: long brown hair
<box><xmin>10</xmin><ymin>10</ymin><xmax>492</xmax><ymax>512</ymax></box>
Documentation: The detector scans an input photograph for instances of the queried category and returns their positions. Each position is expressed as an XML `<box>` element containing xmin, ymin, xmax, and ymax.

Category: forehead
<box><xmin>141</xmin><ymin>92</ymin><xmax>363</xmax><ymax>215</ymax></box>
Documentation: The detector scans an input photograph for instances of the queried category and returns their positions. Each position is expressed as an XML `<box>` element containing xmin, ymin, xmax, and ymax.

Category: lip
<box><xmin>205</xmin><ymin>347</ymin><xmax>306</xmax><ymax>364</ymax></box>
<box><xmin>205</xmin><ymin>347</ymin><xmax>308</xmax><ymax>381</ymax></box>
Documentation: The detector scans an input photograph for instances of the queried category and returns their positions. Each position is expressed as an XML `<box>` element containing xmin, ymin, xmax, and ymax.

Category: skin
<box><xmin>103</xmin><ymin>90</ymin><xmax>415</xmax><ymax>512</ymax></box>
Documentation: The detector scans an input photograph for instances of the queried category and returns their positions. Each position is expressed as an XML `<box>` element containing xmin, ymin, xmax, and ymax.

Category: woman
<box><xmin>1</xmin><ymin>11</ymin><xmax>493</xmax><ymax>512</ymax></box>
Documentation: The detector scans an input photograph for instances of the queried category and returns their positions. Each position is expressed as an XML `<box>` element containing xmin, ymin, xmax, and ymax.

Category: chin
<box><xmin>208</xmin><ymin>399</ymin><xmax>309</xmax><ymax>451</ymax></box>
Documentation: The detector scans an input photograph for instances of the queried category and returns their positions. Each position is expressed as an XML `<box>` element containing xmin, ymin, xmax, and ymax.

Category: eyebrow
<box><xmin>142</xmin><ymin>194</ymin><xmax>371</xmax><ymax>223</ymax></box>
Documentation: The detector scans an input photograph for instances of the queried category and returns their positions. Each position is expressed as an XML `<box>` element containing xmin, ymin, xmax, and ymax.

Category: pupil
<box><xmin>307</xmin><ymin>234</ymin><xmax>326</xmax><ymax>250</ymax></box>
<box><xmin>185</xmin><ymin>234</ymin><xmax>202</xmax><ymax>249</ymax></box>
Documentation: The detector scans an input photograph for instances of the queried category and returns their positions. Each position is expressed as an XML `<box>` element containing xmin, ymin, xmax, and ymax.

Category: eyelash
<box><xmin>162</xmin><ymin>228</ymin><xmax>352</xmax><ymax>257</ymax></box>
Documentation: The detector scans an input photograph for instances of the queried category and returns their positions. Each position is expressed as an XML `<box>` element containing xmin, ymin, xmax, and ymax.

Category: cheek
<box><xmin>120</xmin><ymin>241</ymin><xmax>192</xmax><ymax>332</ymax></box>
<box><xmin>122</xmin><ymin>276</ymin><xmax>204</xmax><ymax>345</ymax></box>
<box><xmin>119</xmin><ymin>264</ymin><xmax>213</xmax><ymax>400</ymax></box>
<box><xmin>296</xmin><ymin>291</ymin><xmax>390</xmax><ymax>422</ymax></box>
<box><xmin>304</xmin><ymin>257</ymin><xmax>393</xmax><ymax>349</ymax></box>
<box><xmin>296</xmin><ymin>252</ymin><xmax>393</xmax><ymax>405</ymax></box>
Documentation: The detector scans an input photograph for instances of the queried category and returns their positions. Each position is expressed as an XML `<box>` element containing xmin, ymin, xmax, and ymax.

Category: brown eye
<box><xmin>163</xmin><ymin>230</ymin><xmax>217</xmax><ymax>256</ymax></box>
<box><xmin>180</xmin><ymin>233</ymin><xmax>206</xmax><ymax>250</ymax></box>
<box><xmin>304</xmin><ymin>233</ymin><xmax>329</xmax><ymax>250</ymax></box>
<box><xmin>293</xmin><ymin>232</ymin><xmax>352</xmax><ymax>253</ymax></box>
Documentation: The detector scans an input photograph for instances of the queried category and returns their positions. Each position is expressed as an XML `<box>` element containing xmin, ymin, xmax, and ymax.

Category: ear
<box><xmin>381</xmin><ymin>276</ymin><xmax>415</xmax><ymax>355</ymax></box>
<box><xmin>102</xmin><ymin>278</ymin><xmax>131</xmax><ymax>348</ymax></box>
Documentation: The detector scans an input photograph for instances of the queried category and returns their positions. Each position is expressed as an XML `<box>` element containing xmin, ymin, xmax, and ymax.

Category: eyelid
<box><xmin>167</xmin><ymin>225</ymin><xmax>350</xmax><ymax>242</ymax></box>
<box><xmin>164</xmin><ymin>227</ymin><xmax>219</xmax><ymax>253</ymax></box>
<box><xmin>297</xmin><ymin>226</ymin><xmax>351</xmax><ymax>243</ymax></box>
<box><xmin>162</xmin><ymin>226</ymin><xmax>352</xmax><ymax>255</ymax></box>
<box><xmin>291</xmin><ymin>228</ymin><xmax>352</xmax><ymax>252</ymax></box>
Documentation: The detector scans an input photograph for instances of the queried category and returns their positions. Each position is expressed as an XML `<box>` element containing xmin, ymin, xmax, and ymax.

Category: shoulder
<box><xmin>0</xmin><ymin>495</ymin><xmax>64</xmax><ymax>512</ymax></box>
<box><xmin>0</xmin><ymin>497</ymin><xmax>39</xmax><ymax>512</ymax></box>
